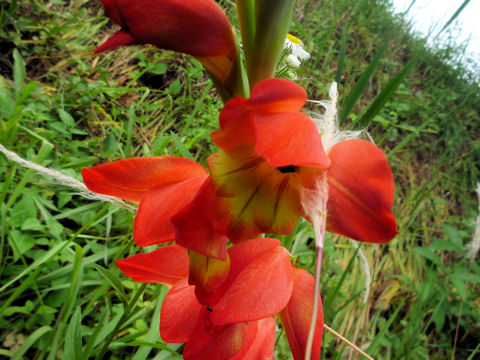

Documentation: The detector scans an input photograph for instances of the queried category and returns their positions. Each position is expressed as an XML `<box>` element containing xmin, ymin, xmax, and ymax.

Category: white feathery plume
<box><xmin>301</xmin><ymin>83</ymin><xmax>339</xmax><ymax>360</ymax></box>
<box><xmin>302</xmin><ymin>83</ymin><xmax>374</xmax><ymax>359</ymax></box>
<box><xmin>0</xmin><ymin>143</ymin><xmax>136</xmax><ymax>211</ymax></box>
<box><xmin>467</xmin><ymin>183</ymin><xmax>480</xmax><ymax>260</ymax></box>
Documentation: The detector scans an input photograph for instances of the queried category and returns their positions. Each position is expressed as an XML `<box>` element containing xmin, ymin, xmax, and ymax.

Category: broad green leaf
<box><xmin>57</xmin><ymin>109</ymin><xmax>76</xmax><ymax>128</ymax></box>
<box><xmin>10</xmin><ymin>193</ymin><xmax>36</xmax><ymax>227</ymax></box>
<box><xmin>8</xmin><ymin>230</ymin><xmax>35</xmax><ymax>261</ymax></box>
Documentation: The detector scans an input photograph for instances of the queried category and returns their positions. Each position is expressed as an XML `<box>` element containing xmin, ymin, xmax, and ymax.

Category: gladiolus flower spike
<box><xmin>82</xmin><ymin>77</ymin><xmax>397</xmax><ymax>359</ymax></box>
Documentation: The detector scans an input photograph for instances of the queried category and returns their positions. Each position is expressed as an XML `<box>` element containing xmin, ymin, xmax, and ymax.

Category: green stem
<box><xmin>235</xmin><ymin>0</ymin><xmax>256</xmax><ymax>77</ymax></box>
<box><xmin>249</xmin><ymin>0</ymin><xmax>296</xmax><ymax>87</ymax></box>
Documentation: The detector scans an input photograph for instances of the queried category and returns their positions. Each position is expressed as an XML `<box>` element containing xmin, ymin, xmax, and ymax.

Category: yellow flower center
<box><xmin>287</xmin><ymin>34</ymin><xmax>302</xmax><ymax>45</ymax></box>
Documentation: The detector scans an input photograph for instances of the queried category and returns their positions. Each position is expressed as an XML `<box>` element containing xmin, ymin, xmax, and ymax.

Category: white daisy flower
<box><xmin>286</xmin><ymin>54</ymin><xmax>301</xmax><ymax>68</ymax></box>
<box><xmin>284</xmin><ymin>34</ymin><xmax>310</xmax><ymax>61</ymax></box>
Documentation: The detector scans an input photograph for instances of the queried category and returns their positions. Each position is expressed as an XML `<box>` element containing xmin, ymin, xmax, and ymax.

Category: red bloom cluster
<box><xmin>83</xmin><ymin>79</ymin><xmax>397</xmax><ymax>359</ymax></box>
<box><xmin>85</xmin><ymin>1</ymin><xmax>398</xmax><ymax>358</ymax></box>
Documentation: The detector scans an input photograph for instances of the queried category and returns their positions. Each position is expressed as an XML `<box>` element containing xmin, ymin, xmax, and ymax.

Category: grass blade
<box><xmin>95</xmin><ymin>265</ymin><xmax>128</xmax><ymax>305</ymax></box>
<box><xmin>339</xmin><ymin>36</ymin><xmax>390</xmax><ymax>124</ymax></box>
<box><xmin>335</xmin><ymin>26</ymin><xmax>348</xmax><ymax>84</ymax></box>
<box><xmin>438</xmin><ymin>0</ymin><xmax>471</xmax><ymax>36</ymax></box>
<box><xmin>353</xmin><ymin>53</ymin><xmax>421</xmax><ymax>129</ymax></box>
<box><xmin>63</xmin><ymin>308</ymin><xmax>83</xmax><ymax>360</ymax></box>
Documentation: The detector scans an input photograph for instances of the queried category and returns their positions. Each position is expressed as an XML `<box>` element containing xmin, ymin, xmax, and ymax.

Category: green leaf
<box><xmin>21</xmin><ymin>217</ymin><xmax>44</xmax><ymax>231</ymax></box>
<box><xmin>57</xmin><ymin>109</ymin><xmax>76</xmax><ymax>128</ymax></box>
<box><xmin>63</xmin><ymin>308</ymin><xmax>83</xmax><ymax>360</ymax></box>
<box><xmin>92</xmin><ymin>309</ymin><xmax>124</xmax><ymax>348</ymax></box>
<box><xmin>413</xmin><ymin>247</ymin><xmax>443</xmax><ymax>266</ymax></box>
<box><xmin>13</xmin><ymin>49</ymin><xmax>26</xmax><ymax>100</ymax></box>
<box><xmin>366</xmin><ymin>301</ymin><xmax>404</xmax><ymax>355</ymax></box>
<box><xmin>17</xmin><ymin>81</ymin><xmax>38</xmax><ymax>105</ymax></box>
<box><xmin>0</xmin><ymin>77</ymin><xmax>15</xmax><ymax>118</ymax></box>
<box><xmin>150</xmin><ymin>63</ymin><xmax>167</xmax><ymax>75</ymax></box>
<box><xmin>10</xmin><ymin>193</ymin><xmax>36</xmax><ymax>227</ymax></box>
<box><xmin>8</xmin><ymin>230</ymin><xmax>35</xmax><ymax>261</ymax></box>
<box><xmin>169</xmin><ymin>131</ymin><xmax>194</xmax><ymax>160</ymax></box>
<box><xmin>95</xmin><ymin>265</ymin><xmax>128</xmax><ymax>305</ymax></box>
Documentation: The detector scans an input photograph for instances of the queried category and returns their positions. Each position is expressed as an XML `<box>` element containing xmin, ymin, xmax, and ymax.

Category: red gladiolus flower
<box><xmin>117</xmin><ymin>239</ymin><xmax>324</xmax><ymax>360</ymax></box>
<box><xmin>208</xmin><ymin>78</ymin><xmax>331</xmax><ymax>242</ymax></box>
<box><xmin>95</xmin><ymin>0</ymin><xmax>236</xmax><ymax>82</ymax></box>
<box><xmin>209</xmin><ymin>78</ymin><xmax>398</xmax><ymax>243</ymax></box>
<box><xmin>82</xmin><ymin>156</ymin><xmax>229</xmax><ymax>259</ymax></box>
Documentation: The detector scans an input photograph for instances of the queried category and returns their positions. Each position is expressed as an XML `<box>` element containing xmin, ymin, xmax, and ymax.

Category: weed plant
<box><xmin>0</xmin><ymin>0</ymin><xmax>479</xmax><ymax>359</ymax></box>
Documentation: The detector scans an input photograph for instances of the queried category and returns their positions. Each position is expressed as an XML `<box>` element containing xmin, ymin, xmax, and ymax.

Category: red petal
<box><xmin>212</xmin><ymin>79</ymin><xmax>311</xmax><ymax>152</ymax></box>
<box><xmin>211</xmin><ymin>97</ymin><xmax>254</xmax><ymax>151</ymax></box>
<box><xmin>94</xmin><ymin>30</ymin><xmax>136</xmax><ymax>54</ymax></box>
<box><xmin>212</xmin><ymin>243</ymin><xmax>294</xmax><ymax>325</ymax></box>
<box><xmin>134</xmin><ymin>175</ymin><xmax>208</xmax><ymax>247</ymax></box>
<box><xmin>279</xmin><ymin>267</ymin><xmax>324</xmax><ymax>360</ymax></box>
<box><xmin>327</xmin><ymin>139</ymin><xmax>398</xmax><ymax>243</ymax></box>
<box><xmin>253</xmin><ymin>112</ymin><xmax>330</xmax><ymax>168</ymax></box>
<box><xmin>240</xmin><ymin>317</ymin><xmax>276</xmax><ymax>360</ymax></box>
<box><xmin>116</xmin><ymin>245</ymin><xmax>188</xmax><ymax>286</ymax></box>
<box><xmin>171</xmin><ymin>177</ymin><xmax>228</xmax><ymax>260</ymax></box>
<box><xmin>82</xmin><ymin>157</ymin><xmax>206</xmax><ymax>203</ymax></box>
<box><xmin>207</xmin><ymin>238</ymin><xmax>280</xmax><ymax>305</ymax></box>
<box><xmin>160</xmin><ymin>279</ymin><xmax>203</xmax><ymax>343</ymax></box>
<box><xmin>184</xmin><ymin>316</ymin><xmax>258</xmax><ymax>360</ymax></box>
<box><xmin>248</xmin><ymin>78</ymin><xmax>307</xmax><ymax>113</ymax></box>
<box><xmin>188</xmin><ymin>251</ymin><xmax>230</xmax><ymax>305</ymax></box>
<box><xmin>99</xmin><ymin>0</ymin><xmax>235</xmax><ymax>58</ymax></box>
<box><xmin>100</xmin><ymin>0</ymin><xmax>125</xmax><ymax>27</ymax></box>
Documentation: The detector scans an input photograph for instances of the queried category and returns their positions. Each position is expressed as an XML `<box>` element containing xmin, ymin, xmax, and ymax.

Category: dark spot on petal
<box><xmin>207</xmin><ymin>306</ymin><xmax>213</xmax><ymax>312</ymax></box>
<box><xmin>277</xmin><ymin>165</ymin><xmax>297</xmax><ymax>173</ymax></box>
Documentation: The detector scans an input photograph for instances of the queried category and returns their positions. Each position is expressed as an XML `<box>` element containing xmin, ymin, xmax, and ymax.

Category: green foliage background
<box><xmin>0</xmin><ymin>0</ymin><xmax>479</xmax><ymax>359</ymax></box>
